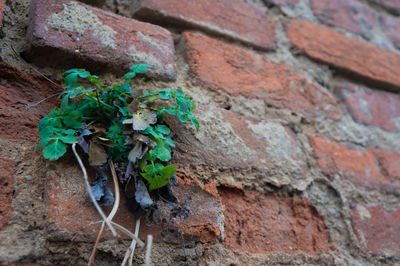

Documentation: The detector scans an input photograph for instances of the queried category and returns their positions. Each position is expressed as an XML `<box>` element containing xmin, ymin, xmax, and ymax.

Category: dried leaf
<box><xmin>88</xmin><ymin>174</ymin><xmax>114</xmax><ymax>206</ymax></box>
<box><xmin>135</xmin><ymin>180</ymin><xmax>153</xmax><ymax>208</ymax></box>
<box><xmin>131</xmin><ymin>109</ymin><xmax>157</xmax><ymax>131</ymax></box>
<box><xmin>127</xmin><ymin>100</ymin><xmax>139</xmax><ymax>113</ymax></box>
<box><xmin>89</xmin><ymin>141</ymin><xmax>108</xmax><ymax>166</ymax></box>
<box><xmin>128</xmin><ymin>142</ymin><xmax>143</xmax><ymax>163</ymax></box>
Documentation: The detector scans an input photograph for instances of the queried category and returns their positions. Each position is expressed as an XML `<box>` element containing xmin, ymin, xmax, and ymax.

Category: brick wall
<box><xmin>0</xmin><ymin>0</ymin><xmax>399</xmax><ymax>265</ymax></box>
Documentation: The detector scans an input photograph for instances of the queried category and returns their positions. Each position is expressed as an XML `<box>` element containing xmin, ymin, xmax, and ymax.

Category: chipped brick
<box><xmin>26</xmin><ymin>0</ymin><xmax>176</xmax><ymax>81</ymax></box>
<box><xmin>132</xmin><ymin>0</ymin><xmax>276</xmax><ymax>51</ymax></box>
<box><xmin>219</xmin><ymin>186</ymin><xmax>332</xmax><ymax>254</ymax></box>
<box><xmin>351</xmin><ymin>204</ymin><xmax>400</xmax><ymax>255</ymax></box>
<box><xmin>286</xmin><ymin>19</ymin><xmax>400</xmax><ymax>91</ymax></box>
<box><xmin>335</xmin><ymin>83</ymin><xmax>400</xmax><ymax>132</ymax></box>
<box><xmin>183</xmin><ymin>32</ymin><xmax>341</xmax><ymax>120</ymax></box>
<box><xmin>310</xmin><ymin>0</ymin><xmax>376</xmax><ymax>38</ymax></box>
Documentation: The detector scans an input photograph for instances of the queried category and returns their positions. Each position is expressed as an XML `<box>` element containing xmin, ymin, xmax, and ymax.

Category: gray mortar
<box><xmin>47</xmin><ymin>2</ymin><xmax>117</xmax><ymax>49</ymax></box>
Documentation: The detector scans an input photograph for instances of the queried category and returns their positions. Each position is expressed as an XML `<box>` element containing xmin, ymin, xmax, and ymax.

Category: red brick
<box><xmin>373</xmin><ymin>150</ymin><xmax>400</xmax><ymax>181</ymax></box>
<box><xmin>46</xmin><ymin>164</ymin><xmax>220</xmax><ymax>243</ymax></box>
<box><xmin>310</xmin><ymin>0</ymin><xmax>375</xmax><ymax>37</ymax></box>
<box><xmin>286</xmin><ymin>20</ymin><xmax>400</xmax><ymax>91</ymax></box>
<box><xmin>0</xmin><ymin>63</ymin><xmax>59</xmax><ymax>143</ymax></box>
<box><xmin>0</xmin><ymin>158</ymin><xmax>15</xmax><ymax>231</ymax></box>
<box><xmin>335</xmin><ymin>83</ymin><xmax>400</xmax><ymax>132</ymax></box>
<box><xmin>132</xmin><ymin>0</ymin><xmax>276</xmax><ymax>51</ymax></box>
<box><xmin>183</xmin><ymin>32</ymin><xmax>341</xmax><ymax>120</ymax></box>
<box><xmin>0</xmin><ymin>0</ymin><xmax>5</xmax><ymax>29</ymax></box>
<box><xmin>370</xmin><ymin>0</ymin><xmax>400</xmax><ymax>15</ymax></box>
<box><xmin>26</xmin><ymin>0</ymin><xmax>176</xmax><ymax>81</ymax></box>
<box><xmin>264</xmin><ymin>0</ymin><xmax>299</xmax><ymax>6</ymax></box>
<box><xmin>351</xmin><ymin>204</ymin><xmax>400</xmax><ymax>255</ymax></box>
<box><xmin>308</xmin><ymin>135</ymin><xmax>400</xmax><ymax>191</ymax></box>
<box><xmin>379</xmin><ymin>15</ymin><xmax>400</xmax><ymax>49</ymax></box>
<box><xmin>219</xmin><ymin>186</ymin><xmax>332</xmax><ymax>254</ymax></box>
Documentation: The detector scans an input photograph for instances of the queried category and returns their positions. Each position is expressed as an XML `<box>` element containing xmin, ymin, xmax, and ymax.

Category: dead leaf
<box><xmin>131</xmin><ymin>109</ymin><xmax>157</xmax><ymax>131</ymax></box>
<box><xmin>89</xmin><ymin>141</ymin><xmax>108</xmax><ymax>166</ymax></box>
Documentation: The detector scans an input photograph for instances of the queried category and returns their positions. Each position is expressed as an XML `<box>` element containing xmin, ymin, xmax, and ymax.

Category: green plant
<box><xmin>38</xmin><ymin>64</ymin><xmax>198</xmax><ymax>191</ymax></box>
<box><xmin>38</xmin><ymin>64</ymin><xmax>199</xmax><ymax>265</ymax></box>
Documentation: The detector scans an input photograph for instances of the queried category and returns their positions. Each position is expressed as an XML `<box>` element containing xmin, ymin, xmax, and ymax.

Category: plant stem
<box><xmin>121</xmin><ymin>218</ymin><xmax>141</xmax><ymax>266</ymax></box>
<box><xmin>88</xmin><ymin>160</ymin><xmax>121</xmax><ymax>266</ymax></box>
<box><xmin>145</xmin><ymin>235</ymin><xmax>153</xmax><ymax>266</ymax></box>
<box><xmin>72</xmin><ymin>143</ymin><xmax>116</xmax><ymax>236</ymax></box>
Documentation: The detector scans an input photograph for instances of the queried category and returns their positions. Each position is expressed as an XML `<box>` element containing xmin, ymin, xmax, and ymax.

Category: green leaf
<box><xmin>159</xmin><ymin>90</ymin><xmax>172</xmax><ymax>100</ymax></box>
<box><xmin>150</xmin><ymin>141</ymin><xmax>171</xmax><ymax>161</ymax></box>
<box><xmin>42</xmin><ymin>139</ymin><xmax>68</xmax><ymax>160</ymax></box>
<box><xmin>160</xmin><ymin>165</ymin><xmax>176</xmax><ymax>179</ymax></box>
<box><xmin>155</xmin><ymin>125</ymin><xmax>170</xmax><ymax>135</ymax></box>
<box><xmin>165</xmin><ymin>136</ymin><xmax>175</xmax><ymax>147</ymax></box>
<box><xmin>65</xmin><ymin>73</ymin><xmax>78</xmax><ymax>89</ymax></box>
<box><xmin>175</xmin><ymin>96</ymin><xmax>189</xmax><ymax>112</ymax></box>
<box><xmin>148</xmin><ymin>175</ymin><xmax>169</xmax><ymax>191</ymax></box>
<box><xmin>130</xmin><ymin>64</ymin><xmax>152</xmax><ymax>73</ymax></box>
<box><xmin>39</xmin><ymin>125</ymin><xmax>55</xmax><ymax>139</ymax></box>
<box><xmin>123</xmin><ymin>72</ymin><xmax>136</xmax><ymax>79</ymax></box>
<box><xmin>58</xmin><ymin>133</ymin><xmax>78</xmax><ymax>144</ymax></box>
<box><xmin>190</xmin><ymin>116</ymin><xmax>199</xmax><ymax>131</ymax></box>
<box><xmin>38</xmin><ymin>136</ymin><xmax>51</xmax><ymax>150</ymax></box>
<box><xmin>78</xmin><ymin>70</ymin><xmax>90</xmax><ymax>78</ymax></box>
<box><xmin>177</xmin><ymin>111</ymin><xmax>187</xmax><ymax>122</ymax></box>
<box><xmin>62</xmin><ymin>113</ymin><xmax>82</xmax><ymax>129</ymax></box>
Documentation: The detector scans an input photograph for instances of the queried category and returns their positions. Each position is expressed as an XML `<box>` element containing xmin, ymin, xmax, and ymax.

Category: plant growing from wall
<box><xmin>38</xmin><ymin>64</ymin><xmax>199</xmax><ymax>265</ymax></box>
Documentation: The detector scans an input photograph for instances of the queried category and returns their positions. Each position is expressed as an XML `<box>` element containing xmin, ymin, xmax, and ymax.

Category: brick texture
<box><xmin>169</xmin><ymin>105</ymin><xmax>308</xmax><ymax>185</ymax></box>
<box><xmin>310</xmin><ymin>0</ymin><xmax>375</xmax><ymax>38</ymax></box>
<box><xmin>46</xmin><ymin>165</ymin><xmax>220</xmax><ymax>243</ymax></box>
<box><xmin>286</xmin><ymin>20</ymin><xmax>400</xmax><ymax>91</ymax></box>
<box><xmin>0</xmin><ymin>158</ymin><xmax>15</xmax><ymax>231</ymax></box>
<box><xmin>219</xmin><ymin>186</ymin><xmax>332</xmax><ymax>254</ymax></box>
<box><xmin>335</xmin><ymin>83</ymin><xmax>400</xmax><ymax>132</ymax></box>
<box><xmin>373</xmin><ymin>150</ymin><xmax>400</xmax><ymax>181</ymax></box>
<box><xmin>183</xmin><ymin>32</ymin><xmax>341</xmax><ymax>120</ymax></box>
<box><xmin>351</xmin><ymin>204</ymin><xmax>400</xmax><ymax>255</ymax></box>
<box><xmin>0</xmin><ymin>63</ymin><xmax>59</xmax><ymax>143</ymax></box>
<box><xmin>132</xmin><ymin>0</ymin><xmax>276</xmax><ymax>51</ymax></box>
<box><xmin>379</xmin><ymin>15</ymin><xmax>400</xmax><ymax>49</ymax></box>
<box><xmin>309</xmin><ymin>135</ymin><xmax>400</xmax><ymax>193</ymax></box>
<box><xmin>0</xmin><ymin>0</ymin><xmax>5</xmax><ymax>29</ymax></box>
<box><xmin>370</xmin><ymin>0</ymin><xmax>400</xmax><ymax>14</ymax></box>
<box><xmin>26</xmin><ymin>0</ymin><xmax>176</xmax><ymax>81</ymax></box>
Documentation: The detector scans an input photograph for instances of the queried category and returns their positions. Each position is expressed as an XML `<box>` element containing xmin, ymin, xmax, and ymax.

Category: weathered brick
<box><xmin>132</xmin><ymin>0</ymin><xmax>276</xmax><ymax>51</ymax></box>
<box><xmin>286</xmin><ymin>20</ymin><xmax>400</xmax><ymax>91</ymax></box>
<box><xmin>46</xmin><ymin>163</ymin><xmax>220</xmax><ymax>243</ymax></box>
<box><xmin>0</xmin><ymin>0</ymin><xmax>5</xmax><ymax>29</ymax></box>
<box><xmin>219</xmin><ymin>186</ymin><xmax>332</xmax><ymax>254</ymax></box>
<box><xmin>373</xmin><ymin>150</ymin><xmax>400</xmax><ymax>181</ymax></box>
<box><xmin>351</xmin><ymin>204</ymin><xmax>400</xmax><ymax>255</ymax></box>
<box><xmin>26</xmin><ymin>0</ymin><xmax>176</xmax><ymax>81</ymax></box>
<box><xmin>310</xmin><ymin>0</ymin><xmax>375</xmax><ymax>38</ymax></box>
<box><xmin>264</xmin><ymin>0</ymin><xmax>299</xmax><ymax>7</ymax></box>
<box><xmin>379</xmin><ymin>15</ymin><xmax>400</xmax><ymax>49</ymax></box>
<box><xmin>370</xmin><ymin>0</ymin><xmax>400</xmax><ymax>15</ymax></box>
<box><xmin>183</xmin><ymin>32</ymin><xmax>341</xmax><ymax>120</ymax></box>
<box><xmin>335</xmin><ymin>83</ymin><xmax>400</xmax><ymax>132</ymax></box>
<box><xmin>169</xmin><ymin>105</ymin><xmax>308</xmax><ymax>187</ymax></box>
<box><xmin>0</xmin><ymin>63</ymin><xmax>59</xmax><ymax>143</ymax></box>
<box><xmin>0</xmin><ymin>158</ymin><xmax>15</xmax><ymax>231</ymax></box>
<box><xmin>309</xmin><ymin>135</ymin><xmax>400</xmax><ymax>192</ymax></box>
